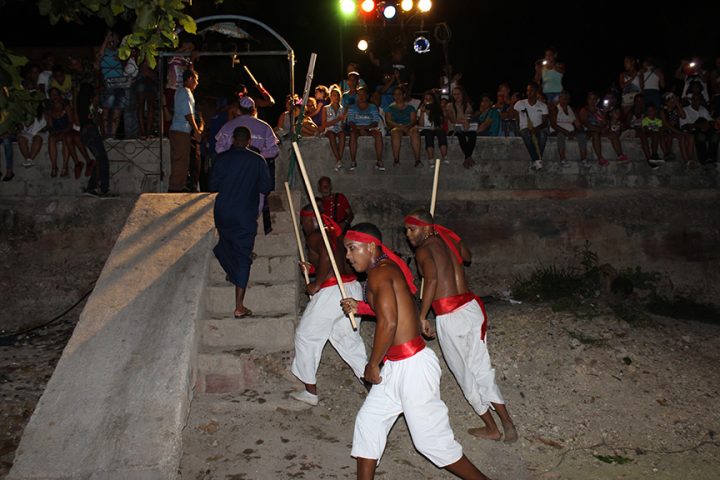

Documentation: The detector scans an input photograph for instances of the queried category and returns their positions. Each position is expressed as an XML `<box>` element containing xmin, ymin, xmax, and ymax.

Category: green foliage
<box><xmin>594</xmin><ymin>454</ymin><xmax>632</xmax><ymax>464</ymax></box>
<box><xmin>36</xmin><ymin>0</ymin><xmax>204</xmax><ymax>68</ymax></box>
<box><xmin>0</xmin><ymin>43</ymin><xmax>43</xmax><ymax>136</ymax></box>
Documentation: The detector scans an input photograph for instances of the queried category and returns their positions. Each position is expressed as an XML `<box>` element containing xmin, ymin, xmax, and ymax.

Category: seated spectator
<box><xmin>341</xmin><ymin>71</ymin><xmax>360</xmax><ymax>110</ymax></box>
<box><xmin>445</xmin><ymin>86</ymin><xmax>477</xmax><ymax>168</ymax></box>
<box><xmin>438</xmin><ymin>66</ymin><xmax>461</xmax><ymax>101</ymax></box>
<box><xmin>534</xmin><ymin>48</ymin><xmax>565</xmax><ymax>105</ymax></box>
<box><xmin>550</xmin><ymin>91</ymin><xmax>588</xmax><ymax>167</ymax></box>
<box><xmin>514</xmin><ymin>82</ymin><xmax>549</xmax><ymax>170</ymax></box>
<box><xmin>312</xmin><ymin>85</ymin><xmax>329</xmax><ymax>125</ymax></box>
<box><xmin>369</xmin><ymin>90</ymin><xmax>387</xmax><ymax>136</ymax></box>
<box><xmin>438</xmin><ymin>97</ymin><xmax>450</xmax><ymax>133</ymax></box>
<box><xmin>681</xmin><ymin>92</ymin><xmax>719</xmax><ymax>164</ymax></box>
<box><xmin>385</xmin><ymin>85</ymin><xmax>421</xmax><ymax>167</ymax></box>
<box><xmin>1</xmin><ymin>134</ymin><xmax>13</xmax><ymax>181</ymax></box>
<box><xmin>49</xmin><ymin>64</ymin><xmax>73</xmax><ymax>101</ymax></box>
<box><xmin>417</xmin><ymin>90</ymin><xmax>448</xmax><ymax>166</ymax></box>
<box><xmin>495</xmin><ymin>83</ymin><xmax>517</xmax><ymax>137</ymax></box>
<box><xmin>301</xmin><ymin>98</ymin><xmax>321</xmax><ymax>137</ymax></box>
<box><xmin>641</xmin><ymin>104</ymin><xmax>665</xmax><ymax>167</ymax></box>
<box><xmin>22</xmin><ymin>63</ymin><xmax>41</xmax><ymax>92</ymax></box>
<box><xmin>641</xmin><ymin>57</ymin><xmax>665</xmax><ymax>109</ymax></box>
<box><xmin>318</xmin><ymin>176</ymin><xmax>354</xmax><ymax>232</ymax></box>
<box><xmin>677</xmin><ymin>59</ymin><xmax>710</xmax><ymax>104</ymax></box>
<box><xmin>579</xmin><ymin>91</ymin><xmax>627</xmax><ymax>166</ymax></box>
<box><xmin>625</xmin><ymin>94</ymin><xmax>656</xmax><ymax>163</ymax></box>
<box><xmin>37</xmin><ymin>52</ymin><xmax>54</xmax><ymax>98</ymax></box>
<box><xmin>17</xmin><ymin>103</ymin><xmax>47</xmax><ymax>168</ymax></box>
<box><xmin>275</xmin><ymin>94</ymin><xmax>301</xmax><ymax>139</ymax></box>
<box><xmin>608</xmin><ymin>107</ymin><xmax>626</xmax><ymax>141</ymax></box>
<box><xmin>346</xmin><ymin>86</ymin><xmax>384</xmax><ymax>171</ymax></box>
<box><xmin>475</xmin><ymin>94</ymin><xmax>501</xmax><ymax>138</ymax></box>
<box><xmin>45</xmin><ymin>87</ymin><xmax>89</xmax><ymax>178</ymax></box>
<box><xmin>619</xmin><ymin>56</ymin><xmax>642</xmax><ymax>115</ymax></box>
<box><xmin>660</xmin><ymin>92</ymin><xmax>694</xmax><ymax>165</ymax></box>
<box><xmin>320</xmin><ymin>85</ymin><xmax>346</xmax><ymax>171</ymax></box>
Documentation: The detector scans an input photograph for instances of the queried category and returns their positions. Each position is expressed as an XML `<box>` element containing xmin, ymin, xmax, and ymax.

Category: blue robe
<box><xmin>210</xmin><ymin>145</ymin><xmax>272</xmax><ymax>288</ymax></box>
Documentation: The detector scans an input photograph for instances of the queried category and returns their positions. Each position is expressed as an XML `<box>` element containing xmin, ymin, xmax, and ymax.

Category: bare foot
<box><xmin>502</xmin><ymin>422</ymin><xmax>518</xmax><ymax>443</ymax></box>
<box><xmin>468</xmin><ymin>427</ymin><xmax>502</xmax><ymax>441</ymax></box>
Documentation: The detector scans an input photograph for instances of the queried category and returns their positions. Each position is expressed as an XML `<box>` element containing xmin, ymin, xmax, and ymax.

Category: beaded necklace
<box><xmin>362</xmin><ymin>253</ymin><xmax>388</xmax><ymax>302</ymax></box>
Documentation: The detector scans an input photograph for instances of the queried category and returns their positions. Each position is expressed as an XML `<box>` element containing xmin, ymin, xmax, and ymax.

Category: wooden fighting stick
<box><xmin>291</xmin><ymin>142</ymin><xmax>357</xmax><ymax>330</ymax></box>
<box><xmin>419</xmin><ymin>158</ymin><xmax>441</xmax><ymax>299</ymax></box>
<box><xmin>284</xmin><ymin>181</ymin><xmax>311</xmax><ymax>287</ymax></box>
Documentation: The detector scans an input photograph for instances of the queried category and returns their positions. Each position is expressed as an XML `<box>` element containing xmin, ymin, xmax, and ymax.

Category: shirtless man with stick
<box><xmin>404</xmin><ymin>208</ymin><xmax>518</xmax><ymax>442</ymax></box>
<box><xmin>341</xmin><ymin>222</ymin><xmax>490</xmax><ymax>480</ymax></box>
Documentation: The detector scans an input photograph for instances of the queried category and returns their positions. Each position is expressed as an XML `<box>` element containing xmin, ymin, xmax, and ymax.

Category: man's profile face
<box><xmin>300</xmin><ymin>216</ymin><xmax>316</xmax><ymax>236</ymax></box>
<box><xmin>344</xmin><ymin>240</ymin><xmax>373</xmax><ymax>273</ymax></box>
<box><xmin>318</xmin><ymin>179</ymin><xmax>332</xmax><ymax>197</ymax></box>
<box><xmin>404</xmin><ymin>222</ymin><xmax>427</xmax><ymax>248</ymax></box>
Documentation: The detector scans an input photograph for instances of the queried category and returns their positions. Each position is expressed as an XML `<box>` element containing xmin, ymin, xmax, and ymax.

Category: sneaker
<box><xmin>442</xmin><ymin>158</ymin><xmax>450</xmax><ymax>164</ymax></box>
<box><xmin>617</xmin><ymin>154</ymin><xmax>629</xmax><ymax>162</ymax></box>
<box><xmin>349</xmin><ymin>162</ymin><xmax>357</xmax><ymax>171</ymax></box>
<box><xmin>82</xmin><ymin>188</ymin><xmax>99</xmax><ymax>198</ymax></box>
<box><xmin>22</xmin><ymin>159</ymin><xmax>34</xmax><ymax>168</ymax></box>
<box><xmin>290</xmin><ymin>390</ymin><xmax>318</xmax><ymax>406</ymax></box>
<box><xmin>531</xmin><ymin>160</ymin><xmax>544</xmax><ymax>170</ymax></box>
<box><xmin>560</xmin><ymin>160</ymin><xmax>571</xmax><ymax>168</ymax></box>
<box><xmin>333</xmin><ymin>162</ymin><xmax>343</xmax><ymax>172</ymax></box>
<box><xmin>649</xmin><ymin>164</ymin><xmax>660</xmax><ymax>171</ymax></box>
<box><xmin>581</xmin><ymin>159</ymin><xmax>591</xmax><ymax>168</ymax></box>
<box><xmin>648</xmin><ymin>158</ymin><xmax>665</xmax><ymax>166</ymax></box>
<box><xmin>375</xmin><ymin>163</ymin><xmax>386</xmax><ymax>171</ymax></box>
<box><xmin>598</xmin><ymin>157</ymin><xmax>609</xmax><ymax>167</ymax></box>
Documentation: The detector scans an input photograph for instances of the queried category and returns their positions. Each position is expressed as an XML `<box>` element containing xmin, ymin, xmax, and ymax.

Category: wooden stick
<box><xmin>242</xmin><ymin>65</ymin><xmax>259</xmax><ymax>87</ymax></box>
<box><xmin>284</xmin><ymin>182</ymin><xmax>310</xmax><ymax>286</ymax></box>
<box><xmin>292</xmin><ymin>142</ymin><xmax>357</xmax><ymax>330</ymax></box>
<box><xmin>420</xmin><ymin>158</ymin><xmax>442</xmax><ymax>299</ymax></box>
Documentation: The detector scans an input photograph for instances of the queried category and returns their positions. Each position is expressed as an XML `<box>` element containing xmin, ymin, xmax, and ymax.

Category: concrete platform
<box><xmin>205</xmin><ymin>283</ymin><xmax>296</xmax><ymax>317</ymax></box>
<box><xmin>8</xmin><ymin>193</ymin><xmax>216</xmax><ymax>480</ymax></box>
<box><xmin>200</xmin><ymin>316</ymin><xmax>295</xmax><ymax>351</ymax></box>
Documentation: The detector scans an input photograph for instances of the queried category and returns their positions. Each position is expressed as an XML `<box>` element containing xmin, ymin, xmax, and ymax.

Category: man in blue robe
<box><xmin>210</xmin><ymin>126</ymin><xmax>272</xmax><ymax>317</ymax></box>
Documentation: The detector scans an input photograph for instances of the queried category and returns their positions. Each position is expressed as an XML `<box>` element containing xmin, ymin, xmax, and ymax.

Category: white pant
<box><xmin>291</xmin><ymin>280</ymin><xmax>366</xmax><ymax>385</ymax></box>
<box><xmin>436</xmin><ymin>299</ymin><xmax>504</xmax><ymax>416</ymax></box>
<box><xmin>351</xmin><ymin>348</ymin><xmax>463</xmax><ymax>467</ymax></box>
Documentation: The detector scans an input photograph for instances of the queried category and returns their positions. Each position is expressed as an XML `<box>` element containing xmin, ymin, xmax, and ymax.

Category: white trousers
<box><xmin>291</xmin><ymin>280</ymin><xmax>366</xmax><ymax>385</ymax></box>
<box><xmin>351</xmin><ymin>348</ymin><xmax>463</xmax><ymax>467</ymax></box>
<box><xmin>436</xmin><ymin>299</ymin><xmax>504</xmax><ymax>416</ymax></box>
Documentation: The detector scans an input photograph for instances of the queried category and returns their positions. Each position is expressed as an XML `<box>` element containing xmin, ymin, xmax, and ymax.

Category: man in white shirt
<box><xmin>513</xmin><ymin>82</ymin><xmax>549</xmax><ymax>170</ymax></box>
<box><xmin>681</xmin><ymin>93</ymin><xmax>719</xmax><ymax>164</ymax></box>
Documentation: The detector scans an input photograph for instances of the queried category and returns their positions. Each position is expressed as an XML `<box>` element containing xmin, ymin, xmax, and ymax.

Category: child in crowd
<box><xmin>641</xmin><ymin>104</ymin><xmax>665</xmax><ymax>167</ymax></box>
<box><xmin>321</xmin><ymin>85</ymin><xmax>346</xmax><ymax>171</ymax></box>
<box><xmin>417</xmin><ymin>91</ymin><xmax>448</xmax><ymax>166</ymax></box>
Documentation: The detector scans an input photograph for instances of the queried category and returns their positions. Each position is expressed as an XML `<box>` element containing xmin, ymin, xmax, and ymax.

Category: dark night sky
<box><xmin>2</xmin><ymin>0</ymin><xmax>719</xmax><ymax>106</ymax></box>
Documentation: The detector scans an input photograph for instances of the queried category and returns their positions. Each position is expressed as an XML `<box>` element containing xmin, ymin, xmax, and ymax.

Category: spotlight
<box><xmin>401</xmin><ymin>0</ymin><xmax>413</xmax><ymax>11</ymax></box>
<box><xmin>413</xmin><ymin>35</ymin><xmax>430</xmax><ymax>54</ymax></box>
<box><xmin>383</xmin><ymin>4</ymin><xmax>397</xmax><ymax>19</ymax></box>
<box><xmin>339</xmin><ymin>0</ymin><xmax>355</xmax><ymax>15</ymax></box>
<box><xmin>361</xmin><ymin>0</ymin><xmax>375</xmax><ymax>13</ymax></box>
<box><xmin>417</xmin><ymin>0</ymin><xmax>432</xmax><ymax>12</ymax></box>
<box><xmin>357</xmin><ymin>39</ymin><xmax>369</xmax><ymax>52</ymax></box>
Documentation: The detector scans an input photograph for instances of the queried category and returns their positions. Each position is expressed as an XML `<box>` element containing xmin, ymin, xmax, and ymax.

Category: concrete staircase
<box><xmin>196</xmin><ymin>193</ymin><xmax>300</xmax><ymax>394</ymax></box>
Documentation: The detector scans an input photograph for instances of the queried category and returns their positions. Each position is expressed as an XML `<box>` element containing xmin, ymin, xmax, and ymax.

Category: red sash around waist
<box><xmin>384</xmin><ymin>335</ymin><xmax>426</xmax><ymax>362</ymax></box>
<box><xmin>432</xmin><ymin>292</ymin><xmax>488</xmax><ymax>341</ymax></box>
<box><xmin>319</xmin><ymin>274</ymin><xmax>357</xmax><ymax>290</ymax></box>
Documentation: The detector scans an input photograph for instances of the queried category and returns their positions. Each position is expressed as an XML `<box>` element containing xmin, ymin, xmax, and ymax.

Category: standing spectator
<box><xmin>49</xmin><ymin>65</ymin><xmax>73</xmax><ymax>101</ymax></box>
<box><xmin>346</xmin><ymin>86</ymin><xmax>384</xmax><ymax>171</ymax></box>
<box><xmin>22</xmin><ymin>63</ymin><xmax>41</xmax><ymax>92</ymax></box>
<box><xmin>579</xmin><ymin>91</ymin><xmax>627</xmax><ymax>166</ymax></box>
<box><xmin>677</xmin><ymin>59</ymin><xmax>710</xmax><ymax>104</ymax></box>
<box><xmin>17</xmin><ymin>104</ymin><xmax>46</xmax><ymax>168</ymax></box>
<box><xmin>660</xmin><ymin>92</ymin><xmax>694</xmax><ymax>165</ymax></box>
<box><xmin>136</xmin><ymin>59</ymin><xmax>158</xmax><ymax>139</ymax></box>
<box><xmin>96</xmin><ymin>31</ymin><xmax>126</xmax><ymax>139</ymax></box>
<box><xmin>438</xmin><ymin>66</ymin><xmax>461</xmax><ymax>101</ymax></box>
<box><xmin>495</xmin><ymin>83</ymin><xmax>516</xmax><ymax>137</ymax></box>
<box><xmin>514</xmin><ymin>82</ymin><xmax>549</xmax><ymax>170</ymax></box>
<box><xmin>318</xmin><ymin>176</ymin><xmax>354</xmax><ymax>232</ymax></box>
<box><xmin>46</xmin><ymin>87</ymin><xmax>90</xmax><ymax>178</ymax></box>
<box><xmin>375</xmin><ymin>70</ymin><xmax>399</xmax><ymax>111</ymax></box>
<box><xmin>121</xmin><ymin>48</ymin><xmax>140</xmax><ymax>139</ymax></box>
<box><xmin>641</xmin><ymin>104</ymin><xmax>665</xmax><ymax>167</ymax></box>
<box><xmin>534</xmin><ymin>48</ymin><xmax>565</xmax><ymax>105</ymax></box>
<box><xmin>321</xmin><ymin>85</ymin><xmax>346</xmax><ymax>171</ymax></box>
<box><xmin>710</xmin><ymin>56</ymin><xmax>720</xmax><ymax>116</ymax></box>
<box><xmin>369</xmin><ymin>45</ymin><xmax>415</xmax><ymax>93</ymax></box>
<box><xmin>681</xmin><ymin>92</ymin><xmax>719</xmax><ymax>164</ymax></box>
<box><xmin>619</xmin><ymin>56</ymin><xmax>642</xmax><ymax>115</ymax></box>
<box><xmin>169</xmin><ymin>69</ymin><xmax>203</xmax><ymax>192</ymax></box>
<box><xmin>550</xmin><ymin>91</ymin><xmax>588</xmax><ymax>167</ymax></box>
<box><xmin>641</xmin><ymin>57</ymin><xmax>665</xmax><ymax>109</ymax></box>
<box><xmin>445</xmin><ymin>86</ymin><xmax>477</xmax><ymax>168</ymax></box>
<box><xmin>475</xmin><ymin>94</ymin><xmax>501</xmax><ymax>137</ymax></box>
<box><xmin>339</xmin><ymin>62</ymin><xmax>367</xmax><ymax>92</ymax></box>
<box><xmin>417</xmin><ymin>90</ymin><xmax>448</xmax><ymax>166</ymax></box>
<box><xmin>36</xmin><ymin>53</ymin><xmax>54</xmax><ymax>98</ymax></box>
<box><xmin>163</xmin><ymin>37</ymin><xmax>197</xmax><ymax>134</ymax></box>
<box><xmin>1</xmin><ymin>134</ymin><xmax>13</xmax><ymax>181</ymax></box>
<box><xmin>77</xmin><ymin>83</ymin><xmax>110</xmax><ymax>196</ymax></box>
<box><xmin>312</xmin><ymin>85</ymin><xmax>329</xmax><ymax>126</ymax></box>
<box><xmin>385</xmin><ymin>86</ymin><xmax>421</xmax><ymax>167</ymax></box>
<box><xmin>209</xmin><ymin>126</ymin><xmax>272</xmax><ymax>318</ymax></box>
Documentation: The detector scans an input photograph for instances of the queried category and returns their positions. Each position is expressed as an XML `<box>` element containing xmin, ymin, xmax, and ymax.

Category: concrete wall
<box><xmin>8</xmin><ymin>194</ymin><xmax>216</xmax><ymax>480</ymax></box>
<box><xmin>0</xmin><ymin>138</ymin><xmax>169</xmax><ymax>197</ymax></box>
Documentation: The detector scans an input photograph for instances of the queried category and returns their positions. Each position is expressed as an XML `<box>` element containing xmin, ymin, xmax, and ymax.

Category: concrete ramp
<box><xmin>8</xmin><ymin>194</ymin><xmax>216</xmax><ymax>480</ymax></box>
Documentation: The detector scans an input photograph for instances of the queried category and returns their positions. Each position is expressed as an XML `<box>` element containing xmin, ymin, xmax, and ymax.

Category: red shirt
<box><xmin>321</xmin><ymin>193</ymin><xmax>351</xmax><ymax>225</ymax></box>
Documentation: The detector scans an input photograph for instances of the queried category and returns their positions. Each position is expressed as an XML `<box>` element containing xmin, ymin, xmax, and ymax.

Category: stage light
<box><xmin>361</xmin><ymin>0</ymin><xmax>376</xmax><ymax>13</ymax></box>
<box><xmin>339</xmin><ymin>0</ymin><xmax>355</xmax><ymax>15</ymax></box>
<box><xmin>401</xmin><ymin>0</ymin><xmax>413</xmax><ymax>11</ymax></box>
<box><xmin>357</xmin><ymin>39</ymin><xmax>369</xmax><ymax>52</ymax></box>
<box><xmin>383</xmin><ymin>4</ymin><xmax>397</xmax><ymax>19</ymax></box>
<box><xmin>417</xmin><ymin>0</ymin><xmax>432</xmax><ymax>12</ymax></box>
<box><xmin>413</xmin><ymin>35</ymin><xmax>430</xmax><ymax>54</ymax></box>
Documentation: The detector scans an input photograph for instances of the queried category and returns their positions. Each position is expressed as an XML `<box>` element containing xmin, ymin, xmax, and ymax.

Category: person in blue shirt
<box><xmin>169</xmin><ymin>69</ymin><xmax>203</xmax><ymax>192</ymax></box>
<box><xmin>476</xmin><ymin>95</ymin><xmax>501</xmax><ymax>137</ymax></box>
<box><xmin>385</xmin><ymin>86</ymin><xmax>421</xmax><ymax>166</ymax></box>
<box><xmin>346</xmin><ymin>86</ymin><xmax>384</xmax><ymax>171</ymax></box>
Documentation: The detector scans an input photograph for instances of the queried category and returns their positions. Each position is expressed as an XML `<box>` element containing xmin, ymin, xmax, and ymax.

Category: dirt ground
<box><xmin>180</xmin><ymin>302</ymin><xmax>720</xmax><ymax>480</ymax></box>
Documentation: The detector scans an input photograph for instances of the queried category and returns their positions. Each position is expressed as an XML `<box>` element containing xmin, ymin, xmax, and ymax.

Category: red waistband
<box><xmin>384</xmin><ymin>335</ymin><xmax>426</xmax><ymax>362</ymax></box>
<box><xmin>432</xmin><ymin>292</ymin><xmax>488</xmax><ymax>341</ymax></box>
<box><xmin>319</xmin><ymin>274</ymin><xmax>357</xmax><ymax>289</ymax></box>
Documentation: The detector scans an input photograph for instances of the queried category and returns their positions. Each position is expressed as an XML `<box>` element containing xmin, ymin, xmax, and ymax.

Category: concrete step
<box><xmin>200</xmin><ymin>316</ymin><xmax>295</xmax><ymax>351</ymax></box>
<box><xmin>208</xmin><ymin>255</ymin><xmax>296</xmax><ymax>285</ymax></box>
<box><xmin>257</xmin><ymin>209</ymin><xmax>293</xmax><ymax>235</ymax></box>
<box><xmin>206</xmin><ymin>283</ymin><xmax>296</xmax><ymax>316</ymax></box>
<box><xmin>196</xmin><ymin>349</ymin><xmax>292</xmax><ymax>394</ymax></box>
<box><xmin>253</xmin><ymin>232</ymin><xmax>297</xmax><ymax>257</ymax></box>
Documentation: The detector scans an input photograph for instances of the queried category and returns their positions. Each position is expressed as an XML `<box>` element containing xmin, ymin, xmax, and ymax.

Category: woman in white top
<box><xmin>641</xmin><ymin>58</ymin><xmax>665</xmax><ymax>109</ymax></box>
<box><xmin>619</xmin><ymin>56</ymin><xmax>642</xmax><ymax>114</ymax></box>
<box><xmin>320</xmin><ymin>85</ymin><xmax>346</xmax><ymax>170</ymax></box>
<box><xmin>550</xmin><ymin>91</ymin><xmax>587</xmax><ymax>166</ymax></box>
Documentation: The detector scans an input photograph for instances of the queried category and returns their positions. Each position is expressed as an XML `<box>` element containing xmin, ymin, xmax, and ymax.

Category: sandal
<box><xmin>414</xmin><ymin>160</ymin><xmax>423</xmax><ymax>167</ymax></box>
<box><xmin>233</xmin><ymin>308</ymin><xmax>253</xmax><ymax>319</ymax></box>
<box><xmin>60</xmin><ymin>167</ymin><xmax>69</xmax><ymax>177</ymax></box>
<box><xmin>74</xmin><ymin>162</ymin><xmax>84</xmax><ymax>179</ymax></box>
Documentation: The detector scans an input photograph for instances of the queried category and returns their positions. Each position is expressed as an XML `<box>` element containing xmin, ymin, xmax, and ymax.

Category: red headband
<box><xmin>299</xmin><ymin>209</ymin><xmax>315</xmax><ymax>217</ymax></box>
<box><xmin>345</xmin><ymin>230</ymin><xmax>417</xmax><ymax>294</ymax></box>
<box><xmin>404</xmin><ymin>215</ymin><xmax>463</xmax><ymax>264</ymax></box>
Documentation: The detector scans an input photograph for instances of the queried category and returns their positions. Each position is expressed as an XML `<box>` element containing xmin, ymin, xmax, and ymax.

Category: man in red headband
<box><xmin>341</xmin><ymin>222</ymin><xmax>490</xmax><ymax>480</ymax></box>
<box><xmin>288</xmin><ymin>205</ymin><xmax>367</xmax><ymax>407</ymax></box>
<box><xmin>404</xmin><ymin>208</ymin><xmax>517</xmax><ymax>443</ymax></box>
